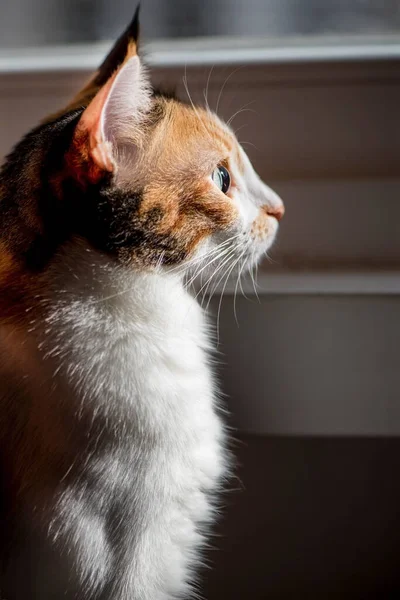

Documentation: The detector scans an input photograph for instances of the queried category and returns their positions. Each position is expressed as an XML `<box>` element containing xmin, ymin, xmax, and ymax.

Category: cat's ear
<box><xmin>69</xmin><ymin>55</ymin><xmax>151</xmax><ymax>184</ymax></box>
<box><xmin>92</xmin><ymin>3</ymin><xmax>141</xmax><ymax>90</ymax></box>
<box><xmin>66</xmin><ymin>4</ymin><xmax>141</xmax><ymax>111</ymax></box>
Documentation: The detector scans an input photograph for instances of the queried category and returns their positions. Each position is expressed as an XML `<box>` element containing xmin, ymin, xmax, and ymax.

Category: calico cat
<box><xmin>0</xmin><ymin>6</ymin><xmax>284</xmax><ymax>600</ymax></box>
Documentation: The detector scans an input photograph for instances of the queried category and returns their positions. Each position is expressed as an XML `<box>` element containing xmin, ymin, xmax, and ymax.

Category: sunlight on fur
<box><xmin>0</xmin><ymin>5</ymin><xmax>284</xmax><ymax>600</ymax></box>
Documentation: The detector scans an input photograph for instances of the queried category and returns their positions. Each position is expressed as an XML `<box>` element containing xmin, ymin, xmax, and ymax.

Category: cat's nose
<box><xmin>263</xmin><ymin>203</ymin><xmax>285</xmax><ymax>222</ymax></box>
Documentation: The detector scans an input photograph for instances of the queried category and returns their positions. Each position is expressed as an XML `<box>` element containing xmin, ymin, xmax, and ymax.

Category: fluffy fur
<box><xmin>0</xmin><ymin>242</ymin><xmax>224</xmax><ymax>599</ymax></box>
<box><xmin>0</xmin><ymin>6</ymin><xmax>284</xmax><ymax>599</ymax></box>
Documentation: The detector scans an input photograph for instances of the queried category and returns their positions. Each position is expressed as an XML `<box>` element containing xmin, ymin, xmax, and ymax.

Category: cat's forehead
<box><xmin>149</xmin><ymin>98</ymin><xmax>243</xmax><ymax>170</ymax></box>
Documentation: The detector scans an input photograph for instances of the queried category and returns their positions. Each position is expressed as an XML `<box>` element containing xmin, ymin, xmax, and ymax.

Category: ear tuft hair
<box><xmin>94</xmin><ymin>4</ymin><xmax>141</xmax><ymax>88</ymax></box>
<box><xmin>60</xmin><ymin>4</ymin><xmax>142</xmax><ymax>117</ymax></box>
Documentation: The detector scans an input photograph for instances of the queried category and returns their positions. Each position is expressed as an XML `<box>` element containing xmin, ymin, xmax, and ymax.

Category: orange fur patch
<box><xmin>123</xmin><ymin>99</ymin><xmax>240</xmax><ymax>259</ymax></box>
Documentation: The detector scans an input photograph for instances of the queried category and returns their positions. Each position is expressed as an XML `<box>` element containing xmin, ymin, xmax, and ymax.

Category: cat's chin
<box><xmin>250</xmin><ymin>222</ymin><xmax>279</xmax><ymax>263</ymax></box>
<box><xmin>183</xmin><ymin>220</ymin><xmax>279</xmax><ymax>289</ymax></box>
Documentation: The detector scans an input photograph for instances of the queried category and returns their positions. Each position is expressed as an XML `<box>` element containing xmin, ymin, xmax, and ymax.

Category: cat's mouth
<box><xmin>250</xmin><ymin>207</ymin><xmax>281</xmax><ymax>247</ymax></box>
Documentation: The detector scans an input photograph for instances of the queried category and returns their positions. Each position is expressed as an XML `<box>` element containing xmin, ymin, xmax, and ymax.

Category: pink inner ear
<box><xmin>72</xmin><ymin>56</ymin><xmax>150</xmax><ymax>180</ymax></box>
<box><xmin>100</xmin><ymin>56</ymin><xmax>148</xmax><ymax>143</ymax></box>
<box><xmin>76</xmin><ymin>72</ymin><xmax>119</xmax><ymax>174</ymax></box>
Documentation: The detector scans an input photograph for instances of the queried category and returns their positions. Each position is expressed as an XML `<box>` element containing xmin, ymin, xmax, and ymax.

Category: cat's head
<box><xmin>1</xmin><ymin>6</ymin><xmax>284</xmax><ymax>284</ymax></box>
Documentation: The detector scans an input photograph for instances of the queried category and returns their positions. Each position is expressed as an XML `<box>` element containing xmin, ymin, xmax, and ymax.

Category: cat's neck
<box><xmin>1</xmin><ymin>238</ymin><xmax>213</xmax><ymax>435</ymax></box>
<box><xmin>45</xmin><ymin>238</ymin><xmax>202</xmax><ymax>328</ymax></box>
<box><xmin>1</xmin><ymin>237</ymin><xmax>212</xmax><ymax>372</ymax></box>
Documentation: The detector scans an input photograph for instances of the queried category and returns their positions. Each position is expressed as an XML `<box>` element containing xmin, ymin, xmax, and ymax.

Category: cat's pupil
<box><xmin>212</xmin><ymin>166</ymin><xmax>230</xmax><ymax>194</ymax></box>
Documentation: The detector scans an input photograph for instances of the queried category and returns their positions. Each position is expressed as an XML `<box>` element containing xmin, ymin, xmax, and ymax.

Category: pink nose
<box><xmin>263</xmin><ymin>204</ymin><xmax>285</xmax><ymax>222</ymax></box>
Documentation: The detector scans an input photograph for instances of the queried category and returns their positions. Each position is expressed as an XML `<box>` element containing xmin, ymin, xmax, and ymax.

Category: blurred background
<box><xmin>1</xmin><ymin>0</ymin><xmax>400</xmax><ymax>46</ymax></box>
<box><xmin>1</xmin><ymin>1</ymin><xmax>400</xmax><ymax>598</ymax></box>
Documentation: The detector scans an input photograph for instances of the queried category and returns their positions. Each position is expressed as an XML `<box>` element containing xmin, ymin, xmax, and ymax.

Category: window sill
<box><xmin>0</xmin><ymin>35</ymin><xmax>399</xmax><ymax>73</ymax></box>
<box><xmin>212</xmin><ymin>270</ymin><xmax>400</xmax><ymax>297</ymax></box>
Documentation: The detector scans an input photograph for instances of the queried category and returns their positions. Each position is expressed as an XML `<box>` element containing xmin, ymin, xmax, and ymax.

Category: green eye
<box><xmin>212</xmin><ymin>166</ymin><xmax>230</xmax><ymax>194</ymax></box>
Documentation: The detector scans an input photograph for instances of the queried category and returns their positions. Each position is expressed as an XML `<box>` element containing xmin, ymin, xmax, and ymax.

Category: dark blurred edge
<box><xmin>202</xmin><ymin>433</ymin><xmax>400</xmax><ymax>600</ymax></box>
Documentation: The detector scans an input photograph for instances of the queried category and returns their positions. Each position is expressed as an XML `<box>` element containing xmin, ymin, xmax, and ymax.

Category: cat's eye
<box><xmin>212</xmin><ymin>166</ymin><xmax>230</xmax><ymax>194</ymax></box>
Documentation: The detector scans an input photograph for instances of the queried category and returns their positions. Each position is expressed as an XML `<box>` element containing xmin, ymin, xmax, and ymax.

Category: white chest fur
<box><xmin>0</xmin><ymin>241</ymin><xmax>226</xmax><ymax>600</ymax></box>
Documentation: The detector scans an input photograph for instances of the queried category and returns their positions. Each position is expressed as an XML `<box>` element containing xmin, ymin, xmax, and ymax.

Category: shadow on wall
<box><xmin>202</xmin><ymin>434</ymin><xmax>400</xmax><ymax>600</ymax></box>
<box><xmin>212</xmin><ymin>295</ymin><xmax>400</xmax><ymax>435</ymax></box>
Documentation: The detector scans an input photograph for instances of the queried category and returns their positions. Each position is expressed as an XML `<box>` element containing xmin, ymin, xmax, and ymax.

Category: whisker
<box><xmin>226</xmin><ymin>103</ymin><xmax>256</xmax><ymax>128</ymax></box>
<box><xmin>169</xmin><ymin>234</ymin><xmax>239</xmax><ymax>277</ymax></box>
<box><xmin>233</xmin><ymin>124</ymin><xmax>247</xmax><ymax>137</ymax></box>
<box><xmin>233</xmin><ymin>248</ymin><xmax>248</xmax><ymax>326</ymax></box>
<box><xmin>87</xmin><ymin>231</ymin><xmax>246</xmax><ymax>309</ymax></box>
<box><xmin>183</xmin><ymin>247</ymin><xmax>237</xmax><ymax>323</ymax></box>
<box><xmin>184</xmin><ymin>246</ymin><xmax>232</xmax><ymax>291</ymax></box>
<box><xmin>238</xmin><ymin>140</ymin><xmax>258</xmax><ymax>151</ymax></box>
<box><xmin>216</xmin><ymin>251</ymin><xmax>245</xmax><ymax>344</ymax></box>
<box><xmin>238</xmin><ymin>264</ymin><xmax>251</xmax><ymax>301</ymax></box>
<box><xmin>203</xmin><ymin>65</ymin><xmax>214</xmax><ymax>113</ymax></box>
<box><xmin>249</xmin><ymin>259</ymin><xmax>260</xmax><ymax>303</ymax></box>
<box><xmin>155</xmin><ymin>250</ymin><xmax>166</xmax><ymax>272</ymax></box>
<box><xmin>215</xmin><ymin>65</ymin><xmax>245</xmax><ymax>117</ymax></box>
<box><xmin>192</xmin><ymin>248</ymin><xmax>236</xmax><ymax>305</ymax></box>
<box><xmin>183</xmin><ymin>244</ymin><xmax>227</xmax><ymax>281</ymax></box>
<box><xmin>183</xmin><ymin>66</ymin><xmax>212</xmax><ymax>142</ymax></box>
<box><xmin>205</xmin><ymin>242</ymin><xmax>247</xmax><ymax>312</ymax></box>
<box><xmin>263</xmin><ymin>251</ymin><xmax>278</xmax><ymax>266</ymax></box>
<box><xmin>180</xmin><ymin>233</ymin><xmax>242</xmax><ymax>281</ymax></box>
<box><xmin>255</xmin><ymin>261</ymin><xmax>260</xmax><ymax>292</ymax></box>
<box><xmin>90</xmin><ymin>244</ymin><xmax>226</xmax><ymax>306</ymax></box>
<box><xmin>199</xmin><ymin>255</ymin><xmax>230</xmax><ymax>309</ymax></box>
<box><xmin>204</xmin><ymin>247</ymin><xmax>241</xmax><ymax>312</ymax></box>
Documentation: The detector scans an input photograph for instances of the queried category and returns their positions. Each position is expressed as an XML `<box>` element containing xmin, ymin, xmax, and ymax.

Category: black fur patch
<box><xmin>0</xmin><ymin>105</ymin><xmax>186</xmax><ymax>271</ymax></box>
<box><xmin>0</xmin><ymin>110</ymin><xmax>83</xmax><ymax>268</ymax></box>
<box><xmin>80</xmin><ymin>187</ymin><xmax>186</xmax><ymax>267</ymax></box>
